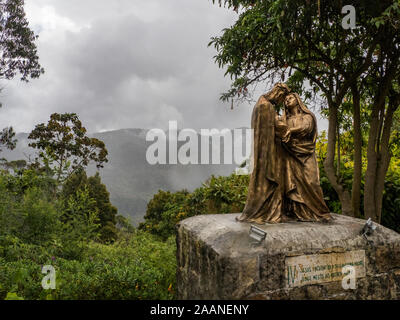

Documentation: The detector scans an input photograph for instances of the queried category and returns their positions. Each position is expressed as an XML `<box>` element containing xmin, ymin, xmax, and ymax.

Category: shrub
<box><xmin>139</xmin><ymin>174</ymin><xmax>249</xmax><ymax>240</ymax></box>
<box><xmin>0</xmin><ymin>231</ymin><xmax>176</xmax><ymax>300</ymax></box>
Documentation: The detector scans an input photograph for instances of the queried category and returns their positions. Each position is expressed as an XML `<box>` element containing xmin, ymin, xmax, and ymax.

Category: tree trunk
<box><xmin>364</xmin><ymin>63</ymin><xmax>398</xmax><ymax>222</ymax></box>
<box><xmin>364</xmin><ymin>101</ymin><xmax>382</xmax><ymax>221</ymax></box>
<box><xmin>374</xmin><ymin>98</ymin><xmax>398</xmax><ymax>223</ymax></box>
<box><xmin>323</xmin><ymin>102</ymin><xmax>352</xmax><ymax>215</ymax></box>
<box><xmin>351</xmin><ymin>85</ymin><xmax>362</xmax><ymax>218</ymax></box>
<box><xmin>336</xmin><ymin>121</ymin><xmax>341</xmax><ymax>178</ymax></box>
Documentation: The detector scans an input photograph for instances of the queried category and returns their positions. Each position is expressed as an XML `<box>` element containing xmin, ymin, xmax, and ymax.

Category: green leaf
<box><xmin>5</xmin><ymin>292</ymin><xmax>24</xmax><ymax>300</ymax></box>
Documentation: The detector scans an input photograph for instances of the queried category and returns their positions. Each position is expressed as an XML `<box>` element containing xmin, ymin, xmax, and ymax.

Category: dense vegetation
<box><xmin>139</xmin><ymin>174</ymin><xmax>249</xmax><ymax>240</ymax></box>
<box><xmin>0</xmin><ymin>115</ymin><xmax>176</xmax><ymax>300</ymax></box>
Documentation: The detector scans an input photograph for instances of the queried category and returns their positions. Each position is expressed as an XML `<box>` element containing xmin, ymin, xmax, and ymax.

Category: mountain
<box><xmin>1</xmin><ymin>128</ymin><xmax>249</xmax><ymax>226</ymax></box>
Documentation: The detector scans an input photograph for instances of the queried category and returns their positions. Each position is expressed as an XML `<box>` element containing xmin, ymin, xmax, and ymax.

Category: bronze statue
<box><xmin>236</xmin><ymin>84</ymin><xmax>332</xmax><ymax>224</ymax></box>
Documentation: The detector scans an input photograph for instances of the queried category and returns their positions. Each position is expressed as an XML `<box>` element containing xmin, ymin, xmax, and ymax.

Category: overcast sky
<box><xmin>0</xmin><ymin>0</ymin><xmax>328</xmax><ymax>134</ymax></box>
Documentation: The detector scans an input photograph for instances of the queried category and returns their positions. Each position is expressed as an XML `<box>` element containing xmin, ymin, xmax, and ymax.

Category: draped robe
<box><xmin>236</xmin><ymin>95</ymin><xmax>285</xmax><ymax>223</ymax></box>
<box><xmin>236</xmin><ymin>95</ymin><xmax>332</xmax><ymax>224</ymax></box>
<box><xmin>282</xmin><ymin>113</ymin><xmax>332</xmax><ymax>222</ymax></box>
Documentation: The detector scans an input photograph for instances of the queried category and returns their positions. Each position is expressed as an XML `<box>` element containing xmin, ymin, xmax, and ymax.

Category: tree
<box><xmin>115</xmin><ymin>215</ymin><xmax>135</xmax><ymax>234</ymax></box>
<box><xmin>0</xmin><ymin>126</ymin><xmax>16</xmax><ymax>152</ymax></box>
<box><xmin>209</xmin><ymin>0</ymin><xmax>400</xmax><ymax>222</ymax></box>
<box><xmin>28</xmin><ymin>113</ymin><xmax>108</xmax><ymax>183</ymax></box>
<box><xmin>0</xmin><ymin>0</ymin><xmax>44</xmax><ymax>81</ymax></box>
<box><xmin>62</xmin><ymin>169</ymin><xmax>118</xmax><ymax>243</ymax></box>
<box><xmin>0</xmin><ymin>0</ymin><xmax>44</xmax><ymax>156</ymax></box>
<box><xmin>61</xmin><ymin>186</ymin><xmax>101</xmax><ymax>243</ymax></box>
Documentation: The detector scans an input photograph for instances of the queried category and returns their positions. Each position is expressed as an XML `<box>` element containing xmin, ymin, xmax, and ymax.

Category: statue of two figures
<box><xmin>237</xmin><ymin>83</ymin><xmax>333</xmax><ymax>224</ymax></box>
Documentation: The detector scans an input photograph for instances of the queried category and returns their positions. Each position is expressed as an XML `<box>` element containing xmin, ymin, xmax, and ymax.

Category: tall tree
<box><xmin>209</xmin><ymin>0</ymin><xmax>400</xmax><ymax>222</ymax></box>
<box><xmin>0</xmin><ymin>0</ymin><xmax>43</xmax><ymax>81</ymax></box>
<box><xmin>0</xmin><ymin>0</ymin><xmax>44</xmax><ymax>153</ymax></box>
<box><xmin>28</xmin><ymin>113</ymin><xmax>108</xmax><ymax>183</ymax></box>
<box><xmin>62</xmin><ymin>169</ymin><xmax>118</xmax><ymax>243</ymax></box>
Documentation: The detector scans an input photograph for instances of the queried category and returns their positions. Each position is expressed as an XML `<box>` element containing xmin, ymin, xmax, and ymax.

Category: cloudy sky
<box><xmin>0</xmin><ymin>0</ymin><xmax>327</xmax><ymax>134</ymax></box>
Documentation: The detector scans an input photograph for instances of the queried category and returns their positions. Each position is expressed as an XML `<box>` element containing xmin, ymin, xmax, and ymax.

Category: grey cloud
<box><xmin>0</xmin><ymin>0</ymin><xmax>251</xmax><ymax>134</ymax></box>
<box><xmin>0</xmin><ymin>0</ymin><xmax>328</xmax><ymax>136</ymax></box>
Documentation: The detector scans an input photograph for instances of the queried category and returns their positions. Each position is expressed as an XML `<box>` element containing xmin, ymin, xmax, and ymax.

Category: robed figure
<box><xmin>236</xmin><ymin>84</ymin><xmax>332</xmax><ymax>224</ymax></box>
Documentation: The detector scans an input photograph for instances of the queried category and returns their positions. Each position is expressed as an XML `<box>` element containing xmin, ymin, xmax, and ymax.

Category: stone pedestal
<box><xmin>176</xmin><ymin>213</ymin><xmax>400</xmax><ymax>299</ymax></box>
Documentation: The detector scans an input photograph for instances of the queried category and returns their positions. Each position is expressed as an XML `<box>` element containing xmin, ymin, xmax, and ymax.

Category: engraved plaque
<box><xmin>285</xmin><ymin>250</ymin><xmax>366</xmax><ymax>288</ymax></box>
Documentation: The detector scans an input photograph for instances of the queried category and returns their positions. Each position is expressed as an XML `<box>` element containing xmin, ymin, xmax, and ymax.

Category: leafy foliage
<box><xmin>0</xmin><ymin>167</ymin><xmax>176</xmax><ymax>300</ymax></box>
<box><xmin>0</xmin><ymin>231</ymin><xmax>176</xmax><ymax>300</ymax></box>
<box><xmin>0</xmin><ymin>127</ymin><xmax>16</xmax><ymax>152</ymax></box>
<box><xmin>139</xmin><ymin>174</ymin><xmax>249</xmax><ymax>240</ymax></box>
<box><xmin>28</xmin><ymin>113</ymin><xmax>108</xmax><ymax>182</ymax></box>
<box><xmin>0</xmin><ymin>171</ymin><xmax>60</xmax><ymax>245</ymax></box>
<box><xmin>209</xmin><ymin>0</ymin><xmax>393</xmax><ymax>101</ymax></box>
<box><xmin>316</xmin><ymin>124</ymin><xmax>400</xmax><ymax>232</ymax></box>
<box><xmin>62</xmin><ymin>170</ymin><xmax>118</xmax><ymax>243</ymax></box>
<box><xmin>0</xmin><ymin>0</ymin><xmax>44</xmax><ymax>81</ymax></box>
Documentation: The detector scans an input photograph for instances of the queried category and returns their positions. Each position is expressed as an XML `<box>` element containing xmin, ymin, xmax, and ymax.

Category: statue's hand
<box><xmin>281</xmin><ymin>128</ymin><xmax>291</xmax><ymax>143</ymax></box>
<box><xmin>275</xmin><ymin>119</ymin><xmax>290</xmax><ymax>142</ymax></box>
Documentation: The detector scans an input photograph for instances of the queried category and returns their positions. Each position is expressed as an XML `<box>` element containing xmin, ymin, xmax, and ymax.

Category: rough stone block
<box><xmin>176</xmin><ymin>213</ymin><xmax>400</xmax><ymax>300</ymax></box>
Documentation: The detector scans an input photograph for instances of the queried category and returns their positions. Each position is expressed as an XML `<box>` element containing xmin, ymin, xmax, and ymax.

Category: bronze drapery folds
<box><xmin>236</xmin><ymin>84</ymin><xmax>332</xmax><ymax>224</ymax></box>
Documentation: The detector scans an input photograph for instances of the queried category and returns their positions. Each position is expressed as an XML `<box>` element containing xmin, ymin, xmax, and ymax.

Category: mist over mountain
<box><xmin>1</xmin><ymin>128</ymin><xmax>250</xmax><ymax>225</ymax></box>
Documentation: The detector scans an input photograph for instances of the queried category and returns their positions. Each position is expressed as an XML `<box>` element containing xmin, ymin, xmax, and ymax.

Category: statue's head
<box><xmin>284</xmin><ymin>93</ymin><xmax>300</xmax><ymax>112</ymax></box>
<box><xmin>283</xmin><ymin>92</ymin><xmax>318</xmax><ymax>142</ymax></box>
<box><xmin>267</xmin><ymin>83</ymin><xmax>291</xmax><ymax>104</ymax></box>
<box><xmin>284</xmin><ymin>92</ymin><xmax>313</xmax><ymax>116</ymax></box>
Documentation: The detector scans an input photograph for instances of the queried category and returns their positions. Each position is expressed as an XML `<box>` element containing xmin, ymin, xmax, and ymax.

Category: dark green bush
<box><xmin>139</xmin><ymin>174</ymin><xmax>249</xmax><ymax>240</ymax></box>
<box><xmin>0</xmin><ymin>231</ymin><xmax>176</xmax><ymax>300</ymax></box>
<box><xmin>0</xmin><ymin>168</ymin><xmax>176</xmax><ymax>300</ymax></box>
